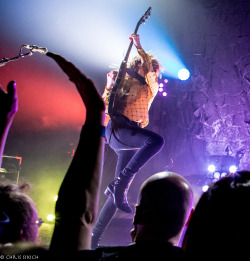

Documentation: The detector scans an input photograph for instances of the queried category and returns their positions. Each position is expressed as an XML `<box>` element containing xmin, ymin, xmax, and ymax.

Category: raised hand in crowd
<box><xmin>46</xmin><ymin>52</ymin><xmax>106</xmax><ymax>254</ymax></box>
<box><xmin>0</xmin><ymin>81</ymin><xmax>18</xmax><ymax>167</ymax></box>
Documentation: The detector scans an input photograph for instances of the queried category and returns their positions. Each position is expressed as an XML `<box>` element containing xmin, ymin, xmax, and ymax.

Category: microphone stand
<box><xmin>0</xmin><ymin>45</ymin><xmax>33</xmax><ymax>67</ymax></box>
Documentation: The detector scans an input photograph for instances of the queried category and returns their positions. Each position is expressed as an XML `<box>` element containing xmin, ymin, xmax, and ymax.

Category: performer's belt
<box><xmin>113</xmin><ymin>114</ymin><xmax>142</xmax><ymax>128</ymax></box>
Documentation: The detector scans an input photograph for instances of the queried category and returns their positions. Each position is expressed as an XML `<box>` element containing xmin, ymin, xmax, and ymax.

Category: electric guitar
<box><xmin>108</xmin><ymin>6</ymin><xmax>152</xmax><ymax>117</ymax></box>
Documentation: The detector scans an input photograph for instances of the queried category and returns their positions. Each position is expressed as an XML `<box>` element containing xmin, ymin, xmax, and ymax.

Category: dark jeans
<box><xmin>91</xmin><ymin>115</ymin><xmax>164</xmax><ymax>248</ymax></box>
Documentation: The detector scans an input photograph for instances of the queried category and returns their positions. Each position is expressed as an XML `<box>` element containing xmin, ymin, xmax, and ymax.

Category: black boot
<box><xmin>104</xmin><ymin>171</ymin><xmax>135</xmax><ymax>213</ymax></box>
<box><xmin>104</xmin><ymin>180</ymin><xmax>115</xmax><ymax>197</ymax></box>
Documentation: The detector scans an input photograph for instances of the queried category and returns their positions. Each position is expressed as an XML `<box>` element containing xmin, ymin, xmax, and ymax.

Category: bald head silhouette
<box><xmin>131</xmin><ymin>172</ymin><xmax>193</xmax><ymax>245</ymax></box>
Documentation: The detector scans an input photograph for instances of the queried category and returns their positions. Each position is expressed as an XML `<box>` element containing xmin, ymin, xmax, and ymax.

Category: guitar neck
<box><xmin>123</xmin><ymin>23</ymin><xmax>141</xmax><ymax>63</ymax></box>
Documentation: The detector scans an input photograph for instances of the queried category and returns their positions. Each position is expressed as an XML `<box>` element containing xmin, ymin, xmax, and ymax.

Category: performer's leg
<box><xmin>107</xmin><ymin>125</ymin><xmax>164</xmax><ymax>213</ymax></box>
<box><xmin>91</xmin><ymin>149</ymin><xmax>137</xmax><ymax>249</ymax></box>
<box><xmin>123</xmin><ymin>128</ymin><xmax>164</xmax><ymax>174</ymax></box>
<box><xmin>91</xmin><ymin>197</ymin><xmax>116</xmax><ymax>249</ymax></box>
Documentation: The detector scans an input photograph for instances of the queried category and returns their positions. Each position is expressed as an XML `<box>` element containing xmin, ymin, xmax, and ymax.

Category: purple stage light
<box><xmin>213</xmin><ymin>172</ymin><xmax>220</xmax><ymax>179</ymax></box>
<box><xmin>208</xmin><ymin>164</ymin><xmax>216</xmax><ymax>172</ymax></box>
<box><xmin>229</xmin><ymin>165</ymin><xmax>237</xmax><ymax>173</ymax></box>
<box><xmin>202</xmin><ymin>185</ymin><xmax>209</xmax><ymax>192</ymax></box>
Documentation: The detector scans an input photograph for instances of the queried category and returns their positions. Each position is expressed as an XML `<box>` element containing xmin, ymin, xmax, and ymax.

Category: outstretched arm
<box><xmin>0</xmin><ymin>81</ymin><xmax>18</xmax><ymax>168</ymax></box>
<box><xmin>129</xmin><ymin>33</ymin><xmax>142</xmax><ymax>49</ymax></box>
<box><xmin>129</xmin><ymin>33</ymin><xmax>154</xmax><ymax>74</ymax></box>
<box><xmin>46</xmin><ymin>52</ymin><xmax>105</xmax><ymax>253</ymax></box>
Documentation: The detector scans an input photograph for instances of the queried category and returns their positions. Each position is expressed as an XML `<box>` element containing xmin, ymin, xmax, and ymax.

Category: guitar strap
<box><xmin>126</xmin><ymin>68</ymin><xmax>147</xmax><ymax>85</ymax></box>
<box><xmin>108</xmin><ymin>68</ymin><xmax>146</xmax><ymax>116</ymax></box>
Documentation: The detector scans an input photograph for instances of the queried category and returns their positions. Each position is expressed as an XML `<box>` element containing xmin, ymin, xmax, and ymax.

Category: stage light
<box><xmin>47</xmin><ymin>214</ymin><xmax>55</xmax><ymax>221</ymax></box>
<box><xmin>213</xmin><ymin>172</ymin><xmax>220</xmax><ymax>179</ymax></box>
<box><xmin>221</xmin><ymin>172</ymin><xmax>227</xmax><ymax>178</ymax></box>
<box><xmin>229</xmin><ymin>165</ymin><xmax>237</xmax><ymax>173</ymax></box>
<box><xmin>206</xmin><ymin>154</ymin><xmax>240</xmax><ymax>184</ymax></box>
<box><xmin>164</xmin><ymin>79</ymin><xmax>168</xmax><ymax>83</ymax></box>
<box><xmin>208</xmin><ymin>164</ymin><xmax>216</xmax><ymax>172</ymax></box>
<box><xmin>178</xmin><ymin>68</ymin><xmax>190</xmax><ymax>80</ymax></box>
<box><xmin>159</xmin><ymin>87</ymin><xmax>163</xmax><ymax>92</ymax></box>
<box><xmin>159</xmin><ymin>83</ymin><xmax>164</xmax><ymax>87</ymax></box>
<box><xmin>163</xmin><ymin>92</ymin><xmax>167</xmax><ymax>97</ymax></box>
<box><xmin>202</xmin><ymin>185</ymin><xmax>209</xmax><ymax>192</ymax></box>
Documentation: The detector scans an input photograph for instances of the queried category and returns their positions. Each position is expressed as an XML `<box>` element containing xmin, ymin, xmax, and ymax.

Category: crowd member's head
<box><xmin>182</xmin><ymin>170</ymin><xmax>250</xmax><ymax>261</ymax></box>
<box><xmin>131</xmin><ymin>171</ymin><xmax>193</xmax><ymax>246</ymax></box>
<box><xmin>0</xmin><ymin>180</ymin><xmax>39</xmax><ymax>244</ymax></box>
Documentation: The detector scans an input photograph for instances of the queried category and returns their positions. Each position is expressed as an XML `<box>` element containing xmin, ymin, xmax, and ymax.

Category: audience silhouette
<box><xmin>182</xmin><ymin>171</ymin><xmax>250</xmax><ymax>261</ymax></box>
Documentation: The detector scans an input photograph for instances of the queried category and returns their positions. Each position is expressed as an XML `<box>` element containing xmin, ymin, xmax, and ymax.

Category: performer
<box><xmin>92</xmin><ymin>33</ymin><xmax>164</xmax><ymax>248</ymax></box>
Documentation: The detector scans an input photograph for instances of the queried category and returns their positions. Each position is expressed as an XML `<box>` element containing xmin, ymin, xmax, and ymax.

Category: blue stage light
<box><xmin>178</xmin><ymin>68</ymin><xmax>190</xmax><ymax>80</ymax></box>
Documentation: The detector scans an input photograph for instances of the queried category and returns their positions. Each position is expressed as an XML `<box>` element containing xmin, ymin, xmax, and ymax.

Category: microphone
<box><xmin>23</xmin><ymin>45</ymin><xmax>48</xmax><ymax>54</ymax></box>
<box><xmin>0</xmin><ymin>61</ymin><xmax>7</xmax><ymax>67</ymax></box>
<box><xmin>0</xmin><ymin>57</ymin><xmax>9</xmax><ymax>67</ymax></box>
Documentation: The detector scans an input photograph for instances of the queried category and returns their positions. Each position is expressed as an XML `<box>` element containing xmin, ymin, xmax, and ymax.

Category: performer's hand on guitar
<box><xmin>129</xmin><ymin>33</ymin><xmax>142</xmax><ymax>49</ymax></box>
<box><xmin>107</xmin><ymin>71</ymin><xmax>118</xmax><ymax>90</ymax></box>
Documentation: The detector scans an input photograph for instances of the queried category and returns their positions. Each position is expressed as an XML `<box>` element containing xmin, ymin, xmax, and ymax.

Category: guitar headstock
<box><xmin>139</xmin><ymin>7</ymin><xmax>152</xmax><ymax>25</ymax></box>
